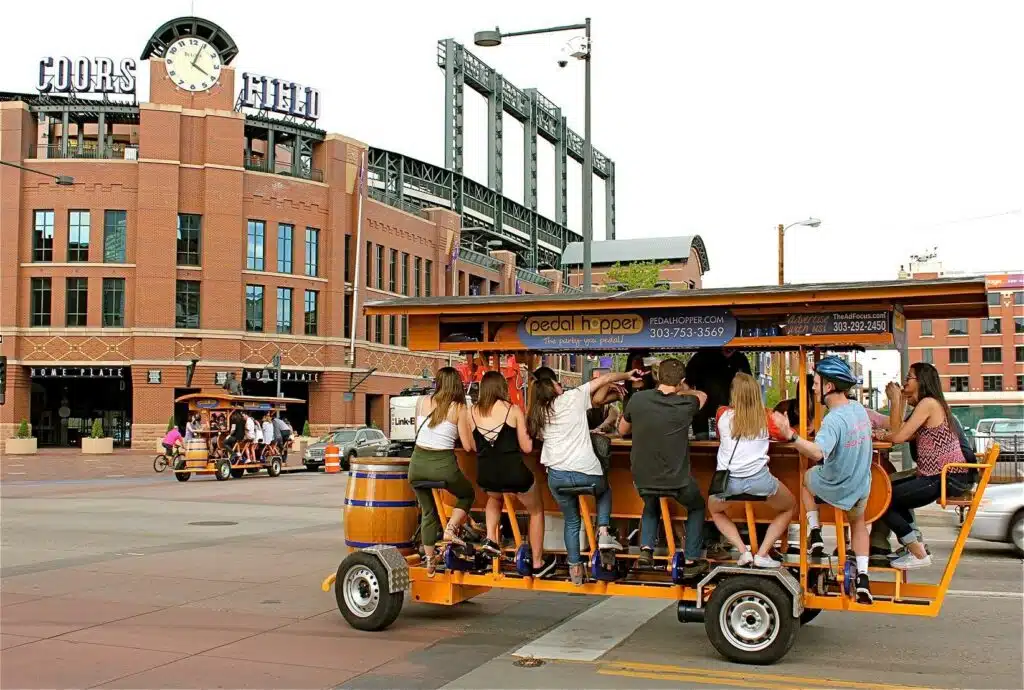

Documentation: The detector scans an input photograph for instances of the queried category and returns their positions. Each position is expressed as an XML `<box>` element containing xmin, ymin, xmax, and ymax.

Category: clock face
<box><xmin>164</xmin><ymin>37</ymin><xmax>221</xmax><ymax>91</ymax></box>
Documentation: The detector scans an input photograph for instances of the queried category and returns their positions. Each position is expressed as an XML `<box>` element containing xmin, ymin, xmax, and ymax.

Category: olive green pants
<box><xmin>408</xmin><ymin>446</ymin><xmax>475</xmax><ymax>547</ymax></box>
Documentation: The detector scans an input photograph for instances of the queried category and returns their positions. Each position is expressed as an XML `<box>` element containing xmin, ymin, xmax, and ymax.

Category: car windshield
<box><xmin>333</xmin><ymin>430</ymin><xmax>358</xmax><ymax>443</ymax></box>
<box><xmin>992</xmin><ymin>420</ymin><xmax>1023</xmax><ymax>434</ymax></box>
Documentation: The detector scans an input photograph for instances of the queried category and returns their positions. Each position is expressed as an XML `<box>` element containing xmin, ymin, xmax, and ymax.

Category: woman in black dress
<box><xmin>459</xmin><ymin>371</ymin><xmax>555</xmax><ymax>577</ymax></box>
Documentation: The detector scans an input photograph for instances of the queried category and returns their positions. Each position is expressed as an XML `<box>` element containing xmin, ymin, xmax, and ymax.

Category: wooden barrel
<box><xmin>184</xmin><ymin>438</ymin><xmax>208</xmax><ymax>469</ymax></box>
<box><xmin>344</xmin><ymin>458</ymin><xmax>418</xmax><ymax>556</ymax></box>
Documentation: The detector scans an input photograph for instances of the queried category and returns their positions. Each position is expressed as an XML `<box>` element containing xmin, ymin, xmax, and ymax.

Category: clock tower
<box><xmin>140</xmin><ymin>16</ymin><xmax>239</xmax><ymax>111</ymax></box>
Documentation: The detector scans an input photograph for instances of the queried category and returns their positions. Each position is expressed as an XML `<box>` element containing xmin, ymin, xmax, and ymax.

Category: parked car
<box><xmin>990</xmin><ymin>419</ymin><xmax>1024</xmax><ymax>462</ymax></box>
<box><xmin>973</xmin><ymin>417</ymin><xmax>1014</xmax><ymax>455</ymax></box>
<box><xmin>968</xmin><ymin>482</ymin><xmax>1024</xmax><ymax>557</ymax></box>
<box><xmin>303</xmin><ymin>427</ymin><xmax>389</xmax><ymax>471</ymax></box>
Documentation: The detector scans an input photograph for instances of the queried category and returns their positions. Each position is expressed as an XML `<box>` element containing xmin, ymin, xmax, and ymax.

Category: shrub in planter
<box><xmin>302</xmin><ymin>420</ymin><xmax>311</xmax><ymax>437</ymax></box>
<box><xmin>17</xmin><ymin>419</ymin><xmax>30</xmax><ymax>439</ymax></box>
<box><xmin>7</xmin><ymin>419</ymin><xmax>37</xmax><ymax>455</ymax></box>
<box><xmin>82</xmin><ymin>418</ymin><xmax>113</xmax><ymax>454</ymax></box>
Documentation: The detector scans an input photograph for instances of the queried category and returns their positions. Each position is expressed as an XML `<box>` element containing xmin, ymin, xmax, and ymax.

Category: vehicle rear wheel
<box><xmin>335</xmin><ymin>552</ymin><xmax>404</xmax><ymax>631</ymax></box>
<box><xmin>345</xmin><ymin>451</ymin><xmax>356</xmax><ymax>471</ymax></box>
<box><xmin>230</xmin><ymin>468</ymin><xmax>246</xmax><ymax>479</ymax></box>
<box><xmin>1009</xmin><ymin>510</ymin><xmax>1024</xmax><ymax>558</ymax></box>
<box><xmin>153</xmin><ymin>455</ymin><xmax>169</xmax><ymax>472</ymax></box>
<box><xmin>174</xmin><ymin>471</ymin><xmax>191</xmax><ymax>482</ymax></box>
<box><xmin>705</xmin><ymin>575</ymin><xmax>798</xmax><ymax>665</ymax></box>
<box><xmin>799</xmin><ymin>608</ymin><xmax>821</xmax><ymax>625</ymax></box>
<box><xmin>267</xmin><ymin>457</ymin><xmax>282</xmax><ymax>477</ymax></box>
<box><xmin>215</xmin><ymin>459</ymin><xmax>232</xmax><ymax>481</ymax></box>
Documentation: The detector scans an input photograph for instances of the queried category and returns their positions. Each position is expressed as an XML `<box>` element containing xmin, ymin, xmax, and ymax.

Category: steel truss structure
<box><xmin>437</xmin><ymin>38</ymin><xmax>616</xmax><ymax>265</ymax></box>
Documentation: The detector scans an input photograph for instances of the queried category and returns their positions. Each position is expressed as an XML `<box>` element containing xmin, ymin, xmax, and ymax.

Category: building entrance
<box><xmin>28</xmin><ymin>366</ymin><xmax>132</xmax><ymax>447</ymax></box>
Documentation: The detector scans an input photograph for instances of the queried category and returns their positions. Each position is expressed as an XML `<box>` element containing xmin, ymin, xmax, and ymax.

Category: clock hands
<box><xmin>190</xmin><ymin>46</ymin><xmax>211</xmax><ymax>77</ymax></box>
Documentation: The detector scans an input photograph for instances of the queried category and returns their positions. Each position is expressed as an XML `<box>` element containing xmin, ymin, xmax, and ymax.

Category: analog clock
<box><xmin>163</xmin><ymin>37</ymin><xmax>221</xmax><ymax>91</ymax></box>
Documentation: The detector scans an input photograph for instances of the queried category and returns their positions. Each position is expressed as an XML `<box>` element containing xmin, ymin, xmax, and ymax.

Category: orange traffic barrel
<box><xmin>343</xmin><ymin>458</ymin><xmax>418</xmax><ymax>555</ymax></box>
<box><xmin>324</xmin><ymin>444</ymin><xmax>341</xmax><ymax>474</ymax></box>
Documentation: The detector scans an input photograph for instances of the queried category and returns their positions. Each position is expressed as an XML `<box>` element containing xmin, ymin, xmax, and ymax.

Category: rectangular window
<box><xmin>103</xmin><ymin>210</ymin><xmax>126</xmax><ymax>263</ymax></box>
<box><xmin>305</xmin><ymin>227</ymin><xmax>319</xmax><ymax>277</ymax></box>
<box><xmin>366</xmin><ymin>241</ymin><xmax>372</xmax><ymax>287</ymax></box>
<box><xmin>389</xmin><ymin>315</ymin><xmax>396</xmax><ymax>345</ymax></box>
<box><xmin>388</xmin><ymin>249</ymin><xmax>397</xmax><ymax>292</ymax></box>
<box><xmin>67</xmin><ymin>210</ymin><xmax>90</xmax><ymax>262</ymax></box>
<box><xmin>246</xmin><ymin>220</ymin><xmax>265</xmax><ymax>271</ymax></box>
<box><xmin>1017</xmin><ymin>345</ymin><xmax>1024</xmax><ymax>363</ymax></box>
<box><xmin>947</xmin><ymin>319</ymin><xmax>968</xmax><ymax>336</ymax></box>
<box><xmin>401</xmin><ymin>252</ymin><xmax>409</xmax><ymax>295</ymax></box>
<box><xmin>65</xmin><ymin>277</ymin><xmax>88</xmax><ymax>326</ymax></box>
<box><xmin>304</xmin><ymin>290</ymin><xmax>318</xmax><ymax>335</ymax></box>
<box><xmin>365</xmin><ymin>315</ymin><xmax>372</xmax><ymax>342</ymax></box>
<box><xmin>987</xmin><ymin>292</ymin><xmax>1000</xmax><ymax>306</ymax></box>
<box><xmin>414</xmin><ymin>257</ymin><xmax>422</xmax><ymax>296</ymax></box>
<box><xmin>30</xmin><ymin>277</ymin><xmax>51</xmax><ymax>326</ymax></box>
<box><xmin>920</xmin><ymin>319</ymin><xmax>932</xmax><ymax>336</ymax></box>
<box><xmin>425</xmin><ymin>260</ymin><xmax>432</xmax><ymax>297</ymax></box>
<box><xmin>949</xmin><ymin>347</ymin><xmax>969</xmax><ymax>364</ymax></box>
<box><xmin>1015</xmin><ymin>291</ymin><xmax>1024</xmax><ymax>306</ymax></box>
<box><xmin>982</xmin><ymin>347</ymin><xmax>1002</xmax><ymax>363</ymax></box>
<box><xmin>32</xmin><ymin>210</ymin><xmax>54</xmax><ymax>262</ymax></box>
<box><xmin>374</xmin><ymin>315</ymin><xmax>382</xmax><ymax>343</ymax></box>
<box><xmin>276</xmin><ymin>287</ymin><xmax>292</xmax><ymax>334</ymax></box>
<box><xmin>277</xmin><ymin>224</ymin><xmax>293</xmax><ymax>273</ymax></box>
<box><xmin>176</xmin><ymin>213</ymin><xmax>201</xmax><ymax>266</ymax></box>
<box><xmin>1018</xmin><ymin>375</ymin><xmax>1024</xmax><ymax>392</ymax></box>
<box><xmin>921</xmin><ymin>348</ymin><xmax>933</xmax><ymax>364</ymax></box>
<box><xmin>344</xmin><ymin>234</ymin><xmax>351</xmax><ymax>282</ymax></box>
<box><xmin>175</xmin><ymin>280</ymin><xmax>200</xmax><ymax>329</ymax></box>
<box><xmin>102</xmin><ymin>278</ymin><xmax>125</xmax><ymax>327</ymax></box>
<box><xmin>245</xmin><ymin>285</ymin><xmax>264</xmax><ymax>332</ymax></box>
<box><xmin>375</xmin><ymin>245</ymin><xmax>384</xmax><ymax>290</ymax></box>
<box><xmin>949</xmin><ymin>376</ymin><xmax>969</xmax><ymax>393</ymax></box>
<box><xmin>343</xmin><ymin>294</ymin><xmax>352</xmax><ymax>338</ymax></box>
<box><xmin>1015</xmin><ymin>317</ymin><xmax>1024</xmax><ymax>334</ymax></box>
<box><xmin>981</xmin><ymin>318</ymin><xmax>1000</xmax><ymax>335</ymax></box>
<box><xmin>982</xmin><ymin>375</ymin><xmax>1003</xmax><ymax>392</ymax></box>
<box><xmin>401</xmin><ymin>315</ymin><xmax>408</xmax><ymax>347</ymax></box>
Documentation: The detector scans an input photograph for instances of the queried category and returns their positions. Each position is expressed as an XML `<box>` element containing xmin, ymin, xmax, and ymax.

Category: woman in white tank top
<box><xmin>407</xmin><ymin>367</ymin><xmax>478</xmax><ymax>575</ymax></box>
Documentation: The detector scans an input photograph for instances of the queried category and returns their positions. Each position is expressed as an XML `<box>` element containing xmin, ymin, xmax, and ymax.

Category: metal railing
<box><xmin>244</xmin><ymin>156</ymin><xmax>324</xmax><ymax>183</ymax></box>
<box><xmin>45</xmin><ymin>143</ymin><xmax>131</xmax><ymax>160</ymax></box>
<box><xmin>972</xmin><ymin>432</ymin><xmax>1023</xmax><ymax>483</ymax></box>
<box><xmin>516</xmin><ymin>267</ymin><xmax>553</xmax><ymax>289</ymax></box>
<box><xmin>562</xmin><ymin>284</ymin><xmax>582</xmax><ymax>294</ymax></box>
<box><xmin>460</xmin><ymin>248</ymin><xmax>502</xmax><ymax>273</ymax></box>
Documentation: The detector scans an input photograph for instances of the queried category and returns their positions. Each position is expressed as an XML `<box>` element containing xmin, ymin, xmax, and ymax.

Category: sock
<box><xmin>806</xmin><ymin>511</ymin><xmax>820</xmax><ymax>530</ymax></box>
<box><xmin>856</xmin><ymin>555</ymin><xmax>869</xmax><ymax>575</ymax></box>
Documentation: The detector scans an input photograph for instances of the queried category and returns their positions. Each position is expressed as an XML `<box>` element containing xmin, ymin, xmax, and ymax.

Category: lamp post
<box><xmin>0</xmin><ymin>160</ymin><xmax>74</xmax><ymax>185</ymax></box>
<box><xmin>474</xmin><ymin>19</ymin><xmax>594</xmax><ymax>292</ymax></box>
<box><xmin>776</xmin><ymin>217</ymin><xmax>821</xmax><ymax>399</ymax></box>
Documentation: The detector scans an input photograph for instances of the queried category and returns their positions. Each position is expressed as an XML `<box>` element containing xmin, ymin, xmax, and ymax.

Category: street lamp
<box><xmin>474</xmin><ymin>19</ymin><xmax>594</xmax><ymax>292</ymax></box>
<box><xmin>0</xmin><ymin>160</ymin><xmax>74</xmax><ymax>185</ymax></box>
<box><xmin>777</xmin><ymin>217</ymin><xmax>821</xmax><ymax>286</ymax></box>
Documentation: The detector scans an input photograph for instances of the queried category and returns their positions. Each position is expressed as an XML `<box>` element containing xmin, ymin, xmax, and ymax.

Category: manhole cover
<box><xmin>513</xmin><ymin>657</ymin><xmax>545</xmax><ymax>668</ymax></box>
<box><xmin>188</xmin><ymin>520</ymin><xmax>238</xmax><ymax>526</ymax></box>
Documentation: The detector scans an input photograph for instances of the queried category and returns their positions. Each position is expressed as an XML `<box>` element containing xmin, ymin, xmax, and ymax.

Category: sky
<box><xmin>2</xmin><ymin>0</ymin><xmax>1020</xmax><ymax>387</ymax></box>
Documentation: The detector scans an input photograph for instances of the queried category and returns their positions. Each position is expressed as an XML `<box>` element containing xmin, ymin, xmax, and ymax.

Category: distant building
<box><xmin>561</xmin><ymin>236</ymin><xmax>710</xmax><ymax>290</ymax></box>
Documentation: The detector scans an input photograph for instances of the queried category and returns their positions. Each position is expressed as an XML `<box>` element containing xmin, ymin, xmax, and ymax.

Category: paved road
<box><xmin>1</xmin><ymin>455</ymin><xmax>1021</xmax><ymax>689</ymax></box>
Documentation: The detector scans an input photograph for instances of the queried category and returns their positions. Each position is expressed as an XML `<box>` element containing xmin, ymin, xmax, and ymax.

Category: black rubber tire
<box><xmin>267</xmin><ymin>457</ymin><xmax>282</xmax><ymax>477</ymax></box>
<box><xmin>174</xmin><ymin>471</ymin><xmax>191</xmax><ymax>482</ymax></box>
<box><xmin>335</xmin><ymin>552</ymin><xmax>404</xmax><ymax>632</ymax></box>
<box><xmin>1008</xmin><ymin>510</ymin><xmax>1024</xmax><ymax>559</ymax></box>
<box><xmin>153</xmin><ymin>455</ymin><xmax>168</xmax><ymax>472</ymax></box>
<box><xmin>215</xmin><ymin>459</ymin><xmax>232</xmax><ymax>481</ymax></box>
<box><xmin>344</xmin><ymin>451</ymin><xmax>356</xmax><ymax>471</ymax></box>
<box><xmin>800</xmin><ymin>608</ymin><xmax>822</xmax><ymax>625</ymax></box>
<box><xmin>704</xmin><ymin>575</ymin><xmax>799</xmax><ymax>665</ymax></box>
<box><xmin>230</xmin><ymin>468</ymin><xmax>245</xmax><ymax>479</ymax></box>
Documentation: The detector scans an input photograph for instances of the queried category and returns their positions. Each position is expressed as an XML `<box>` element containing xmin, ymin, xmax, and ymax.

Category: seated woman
<box><xmin>409</xmin><ymin>367</ymin><xmax>477</xmax><ymax>576</ymax></box>
<box><xmin>877</xmin><ymin>362</ymin><xmax>971</xmax><ymax>569</ymax></box>
<box><xmin>527</xmin><ymin>366</ymin><xmax>641</xmax><ymax>585</ymax></box>
<box><xmin>459</xmin><ymin>371</ymin><xmax>555</xmax><ymax>577</ymax></box>
<box><xmin>708</xmin><ymin>373</ymin><xmax>796</xmax><ymax>568</ymax></box>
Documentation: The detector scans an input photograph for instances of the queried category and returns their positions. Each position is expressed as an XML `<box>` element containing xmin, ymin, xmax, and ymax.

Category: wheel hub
<box><xmin>1012</xmin><ymin>518</ymin><xmax>1024</xmax><ymax>551</ymax></box>
<box><xmin>342</xmin><ymin>565</ymin><xmax>381</xmax><ymax>618</ymax></box>
<box><xmin>721</xmin><ymin>591</ymin><xmax>779</xmax><ymax>652</ymax></box>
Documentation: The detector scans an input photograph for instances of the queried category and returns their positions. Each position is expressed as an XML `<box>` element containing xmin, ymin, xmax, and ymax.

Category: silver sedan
<box><xmin>969</xmin><ymin>482</ymin><xmax>1024</xmax><ymax>558</ymax></box>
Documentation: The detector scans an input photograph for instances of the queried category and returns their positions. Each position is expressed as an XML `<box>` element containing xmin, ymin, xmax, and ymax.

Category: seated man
<box><xmin>618</xmin><ymin>357</ymin><xmax>710</xmax><ymax>578</ymax></box>
<box><xmin>772</xmin><ymin>356</ymin><xmax>874</xmax><ymax>604</ymax></box>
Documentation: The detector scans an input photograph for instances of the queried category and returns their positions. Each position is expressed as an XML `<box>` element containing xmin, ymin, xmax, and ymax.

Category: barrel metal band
<box><xmin>344</xmin><ymin>499</ymin><xmax>417</xmax><ymax>508</ymax></box>
<box><xmin>350</xmin><ymin>471</ymin><xmax>408</xmax><ymax>479</ymax></box>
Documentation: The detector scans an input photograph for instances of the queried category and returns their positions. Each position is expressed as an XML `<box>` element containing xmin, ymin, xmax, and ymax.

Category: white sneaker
<box><xmin>736</xmin><ymin>550</ymin><xmax>754</xmax><ymax>566</ymax></box>
<box><xmin>754</xmin><ymin>554</ymin><xmax>782</xmax><ymax>569</ymax></box>
<box><xmin>598</xmin><ymin>533</ymin><xmax>623</xmax><ymax>551</ymax></box>
<box><xmin>891</xmin><ymin>552</ymin><xmax>932</xmax><ymax>570</ymax></box>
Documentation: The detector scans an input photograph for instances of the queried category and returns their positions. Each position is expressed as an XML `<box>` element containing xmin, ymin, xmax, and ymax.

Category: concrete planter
<box><xmin>6</xmin><ymin>438</ymin><xmax>38</xmax><ymax>455</ymax></box>
<box><xmin>82</xmin><ymin>437</ymin><xmax>114</xmax><ymax>454</ymax></box>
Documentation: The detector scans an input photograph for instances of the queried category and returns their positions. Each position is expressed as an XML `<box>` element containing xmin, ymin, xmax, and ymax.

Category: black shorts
<box><xmin>162</xmin><ymin>443</ymin><xmax>174</xmax><ymax>454</ymax></box>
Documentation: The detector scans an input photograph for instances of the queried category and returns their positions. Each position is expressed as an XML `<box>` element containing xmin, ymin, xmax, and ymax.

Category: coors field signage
<box><xmin>30</xmin><ymin>366</ymin><xmax>126</xmax><ymax>379</ymax></box>
<box><xmin>238</xmin><ymin>72</ymin><xmax>321</xmax><ymax>121</ymax></box>
<box><xmin>36</xmin><ymin>57</ymin><xmax>137</xmax><ymax>95</ymax></box>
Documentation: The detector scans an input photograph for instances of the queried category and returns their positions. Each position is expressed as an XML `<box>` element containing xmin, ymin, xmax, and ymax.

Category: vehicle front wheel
<box><xmin>215</xmin><ymin>459</ymin><xmax>232</xmax><ymax>481</ymax></box>
<box><xmin>799</xmin><ymin>608</ymin><xmax>821</xmax><ymax>625</ymax></box>
<box><xmin>174</xmin><ymin>471</ymin><xmax>191</xmax><ymax>482</ymax></box>
<box><xmin>267</xmin><ymin>457</ymin><xmax>282</xmax><ymax>477</ymax></box>
<box><xmin>334</xmin><ymin>552</ymin><xmax>404</xmax><ymax>631</ymax></box>
<box><xmin>704</xmin><ymin>575</ymin><xmax>798</xmax><ymax>665</ymax></box>
<box><xmin>1009</xmin><ymin>510</ymin><xmax>1024</xmax><ymax>559</ymax></box>
<box><xmin>344</xmin><ymin>451</ymin><xmax>356</xmax><ymax>471</ymax></box>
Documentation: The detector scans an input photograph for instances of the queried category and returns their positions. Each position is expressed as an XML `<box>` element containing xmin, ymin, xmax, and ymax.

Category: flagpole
<box><xmin>348</xmin><ymin>151</ymin><xmax>367</xmax><ymax>367</ymax></box>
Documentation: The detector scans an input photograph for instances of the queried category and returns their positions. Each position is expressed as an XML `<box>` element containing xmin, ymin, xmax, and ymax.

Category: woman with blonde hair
<box><xmin>707</xmin><ymin>372</ymin><xmax>795</xmax><ymax>568</ymax></box>
<box><xmin>408</xmin><ymin>367</ymin><xmax>476</xmax><ymax>575</ymax></box>
<box><xmin>459</xmin><ymin>371</ymin><xmax>555</xmax><ymax>577</ymax></box>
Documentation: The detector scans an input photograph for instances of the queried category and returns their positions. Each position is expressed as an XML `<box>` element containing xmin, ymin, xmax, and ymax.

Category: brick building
<box><xmin>903</xmin><ymin>262</ymin><xmax>1023</xmax><ymax>426</ymax></box>
<box><xmin>561</xmin><ymin>236</ymin><xmax>709</xmax><ymax>290</ymax></box>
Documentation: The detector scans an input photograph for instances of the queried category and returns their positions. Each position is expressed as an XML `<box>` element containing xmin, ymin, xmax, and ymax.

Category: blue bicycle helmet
<box><xmin>814</xmin><ymin>355</ymin><xmax>858</xmax><ymax>385</ymax></box>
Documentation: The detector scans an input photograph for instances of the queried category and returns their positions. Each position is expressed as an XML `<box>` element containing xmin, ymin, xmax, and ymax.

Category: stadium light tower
<box><xmin>474</xmin><ymin>19</ymin><xmax>594</xmax><ymax>292</ymax></box>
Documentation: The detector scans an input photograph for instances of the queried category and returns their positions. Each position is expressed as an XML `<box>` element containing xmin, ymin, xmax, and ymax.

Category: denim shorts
<box><xmin>721</xmin><ymin>466</ymin><xmax>779</xmax><ymax>499</ymax></box>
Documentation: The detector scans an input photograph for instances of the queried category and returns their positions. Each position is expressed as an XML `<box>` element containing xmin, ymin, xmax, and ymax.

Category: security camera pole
<box><xmin>474</xmin><ymin>18</ymin><xmax>594</xmax><ymax>292</ymax></box>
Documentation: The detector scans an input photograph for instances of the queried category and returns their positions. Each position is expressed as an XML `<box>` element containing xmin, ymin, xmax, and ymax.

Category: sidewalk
<box><xmin>1</xmin><ymin>448</ymin><xmax>164</xmax><ymax>482</ymax></box>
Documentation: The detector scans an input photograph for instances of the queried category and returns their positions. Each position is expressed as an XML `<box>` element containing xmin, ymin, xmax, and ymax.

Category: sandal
<box><xmin>425</xmin><ymin>553</ymin><xmax>439</xmax><ymax>577</ymax></box>
<box><xmin>443</xmin><ymin>526</ymin><xmax>466</xmax><ymax>547</ymax></box>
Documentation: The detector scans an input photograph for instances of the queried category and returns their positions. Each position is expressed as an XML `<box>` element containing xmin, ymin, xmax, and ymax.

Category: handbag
<box><xmin>709</xmin><ymin>436</ymin><xmax>740</xmax><ymax>497</ymax></box>
<box><xmin>591</xmin><ymin>431</ymin><xmax>613</xmax><ymax>473</ymax></box>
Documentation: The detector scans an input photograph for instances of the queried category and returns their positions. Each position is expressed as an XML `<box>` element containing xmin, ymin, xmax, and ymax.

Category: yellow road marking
<box><xmin>596</xmin><ymin>661</ymin><xmax>937</xmax><ymax>690</ymax></box>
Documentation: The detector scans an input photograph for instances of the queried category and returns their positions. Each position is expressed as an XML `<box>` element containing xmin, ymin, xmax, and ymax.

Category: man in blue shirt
<box><xmin>773</xmin><ymin>356</ymin><xmax>874</xmax><ymax>604</ymax></box>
